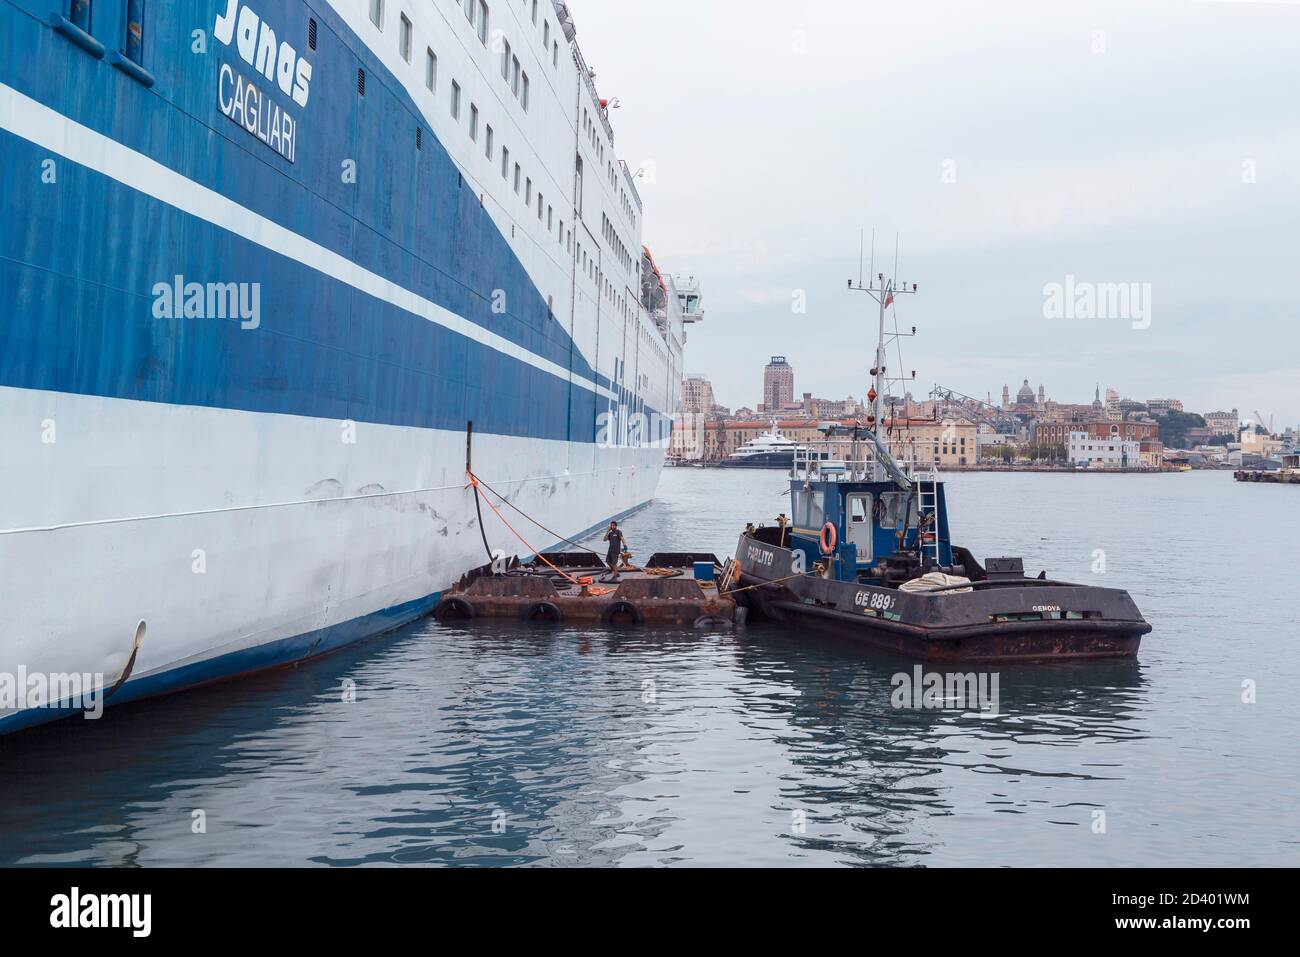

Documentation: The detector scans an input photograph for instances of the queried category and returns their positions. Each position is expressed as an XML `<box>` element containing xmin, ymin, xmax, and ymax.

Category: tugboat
<box><xmin>726</xmin><ymin>270</ymin><xmax>1151</xmax><ymax>661</ymax></box>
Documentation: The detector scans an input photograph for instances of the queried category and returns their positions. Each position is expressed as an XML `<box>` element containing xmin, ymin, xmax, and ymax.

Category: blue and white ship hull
<box><xmin>0</xmin><ymin>0</ymin><xmax>696</xmax><ymax>733</ymax></box>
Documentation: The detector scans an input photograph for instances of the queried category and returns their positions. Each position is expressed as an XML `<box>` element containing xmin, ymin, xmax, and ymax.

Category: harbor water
<box><xmin>1</xmin><ymin>469</ymin><xmax>1294</xmax><ymax>867</ymax></box>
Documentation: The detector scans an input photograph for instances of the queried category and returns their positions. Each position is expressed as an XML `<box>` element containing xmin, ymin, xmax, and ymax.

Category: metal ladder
<box><xmin>916</xmin><ymin>468</ymin><xmax>941</xmax><ymax>565</ymax></box>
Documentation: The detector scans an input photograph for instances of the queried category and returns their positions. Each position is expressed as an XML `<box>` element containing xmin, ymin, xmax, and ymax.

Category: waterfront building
<box><xmin>681</xmin><ymin>374</ymin><xmax>716</xmax><ymax>415</ymax></box>
<box><xmin>1037</xmin><ymin>420</ymin><xmax>1162</xmax><ymax>466</ymax></box>
<box><xmin>977</xmin><ymin>427</ymin><xmax>1018</xmax><ymax>459</ymax></box>
<box><xmin>1068</xmin><ymin>432</ymin><xmax>1142</xmax><ymax>469</ymax></box>
<box><xmin>1147</xmin><ymin>398</ymin><xmax>1185</xmax><ymax>416</ymax></box>
<box><xmin>763</xmin><ymin>356</ymin><xmax>795</xmax><ymax>412</ymax></box>
<box><xmin>1240</xmin><ymin>428</ymin><xmax>1285</xmax><ymax>458</ymax></box>
<box><xmin>1104</xmin><ymin>388</ymin><xmax>1123</xmax><ymax>421</ymax></box>
<box><xmin>801</xmin><ymin>393</ymin><xmax>865</xmax><ymax>418</ymax></box>
<box><xmin>1137</xmin><ymin>440</ymin><xmax>1165</xmax><ymax>468</ymax></box>
<box><xmin>669</xmin><ymin>413</ymin><xmax>706</xmax><ymax>461</ymax></box>
<box><xmin>1037</xmin><ymin>419</ymin><xmax>1159</xmax><ymax>445</ymax></box>
<box><xmin>1204</xmin><ymin>410</ymin><xmax>1240</xmax><ymax>436</ymax></box>
<box><xmin>881</xmin><ymin>418</ymin><xmax>978</xmax><ymax>468</ymax></box>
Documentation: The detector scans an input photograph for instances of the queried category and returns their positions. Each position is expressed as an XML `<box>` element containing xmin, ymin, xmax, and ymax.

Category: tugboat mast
<box><xmin>848</xmin><ymin>234</ymin><xmax>918</xmax><ymax>480</ymax></box>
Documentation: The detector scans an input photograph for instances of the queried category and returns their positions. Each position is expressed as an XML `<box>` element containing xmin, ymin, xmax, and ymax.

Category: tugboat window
<box><xmin>792</xmin><ymin>489</ymin><xmax>809</xmax><ymax>527</ymax></box>
<box><xmin>879</xmin><ymin>491</ymin><xmax>917</xmax><ymax>530</ymax></box>
<box><xmin>846</xmin><ymin>494</ymin><xmax>873</xmax><ymax>559</ymax></box>
<box><xmin>849</xmin><ymin>497</ymin><xmax>868</xmax><ymax>524</ymax></box>
<box><xmin>806</xmin><ymin>493</ymin><xmax>824</xmax><ymax>530</ymax></box>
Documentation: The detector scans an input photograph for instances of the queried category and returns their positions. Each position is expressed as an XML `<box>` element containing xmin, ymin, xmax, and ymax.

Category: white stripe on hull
<box><xmin>0</xmin><ymin>388</ymin><xmax>663</xmax><ymax>726</ymax></box>
<box><xmin>0</xmin><ymin>82</ymin><xmax>616</xmax><ymax>404</ymax></box>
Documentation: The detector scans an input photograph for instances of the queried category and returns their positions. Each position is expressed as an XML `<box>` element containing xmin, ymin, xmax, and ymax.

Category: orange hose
<box><xmin>467</xmin><ymin>470</ymin><xmax>614</xmax><ymax>597</ymax></box>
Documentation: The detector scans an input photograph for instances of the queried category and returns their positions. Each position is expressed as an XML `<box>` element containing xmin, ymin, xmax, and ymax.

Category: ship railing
<box><xmin>792</xmin><ymin>443</ymin><xmax>941</xmax><ymax>484</ymax></box>
<box><xmin>619</xmin><ymin>160</ymin><xmax>643</xmax><ymax>212</ymax></box>
<box><xmin>571</xmin><ymin>45</ymin><xmax>616</xmax><ymax>144</ymax></box>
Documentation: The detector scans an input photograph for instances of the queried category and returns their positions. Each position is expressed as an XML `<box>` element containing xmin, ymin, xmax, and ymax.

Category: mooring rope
<box><xmin>721</xmin><ymin>569</ymin><xmax>815</xmax><ymax>596</ymax></box>
<box><xmin>467</xmin><ymin>471</ymin><xmax>602</xmax><ymax>558</ymax></box>
<box><xmin>466</xmin><ymin>470</ymin><xmax>614</xmax><ymax>597</ymax></box>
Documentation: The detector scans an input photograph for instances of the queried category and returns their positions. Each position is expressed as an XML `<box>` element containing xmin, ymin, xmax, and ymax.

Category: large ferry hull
<box><xmin>1</xmin><ymin>0</ymin><xmax>683</xmax><ymax>733</ymax></box>
<box><xmin>1</xmin><ymin>387</ymin><xmax>664</xmax><ymax>735</ymax></box>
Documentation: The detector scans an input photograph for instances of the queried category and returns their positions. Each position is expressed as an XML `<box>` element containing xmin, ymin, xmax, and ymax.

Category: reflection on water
<box><xmin>0</xmin><ymin>469</ymin><xmax>1295</xmax><ymax>866</ymax></box>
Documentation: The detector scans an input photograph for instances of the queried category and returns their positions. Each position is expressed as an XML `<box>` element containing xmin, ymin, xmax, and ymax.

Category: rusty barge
<box><xmin>1233</xmin><ymin>450</ymin><xmax>1300</xmax><ymax>484</ymax></box>
<box><xmin>434</xmin><ymin>553</ymin><xmax>739</xmax><ymax>627</ymax></box>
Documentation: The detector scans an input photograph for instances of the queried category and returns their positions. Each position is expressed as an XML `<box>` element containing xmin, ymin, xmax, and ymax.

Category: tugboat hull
<box><xmin>749</xmin><ymin>596</ymin><xmax>1143</xmax><ymax>661</ymax></box>
<box><xmin>734</xmin><ymin>536</ymin><xmax>1150</xmax><ymax>662</ymax></box>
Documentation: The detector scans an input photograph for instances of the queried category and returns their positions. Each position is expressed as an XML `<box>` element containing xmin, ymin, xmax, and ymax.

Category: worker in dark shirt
<box><xmin>603</xmin><ymin>521</ymin><xmax>626</xmax><ymax>581</ymax></box>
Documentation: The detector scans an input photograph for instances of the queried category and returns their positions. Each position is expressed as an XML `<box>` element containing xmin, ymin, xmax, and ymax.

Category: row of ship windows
<box><xmin>578</xmin><ymin>91</ymin><xmax>639</xmax><ymax>236</ymax></box>
<box><xmin>601</xmin><ymin>213</ymin><xmax>633</xmax><ymax>275</ymax></box>
<box><xmin>607</xmin><ymin>162</ymin><xmax>636</xmax><ymax>232</ymax></box>
<box><xmin>376</xmin><ymin>1</ymin><xmax>645</xmax><ymax>322</ymax></box>
<box><xmin>363</xmin><ymin>3</ymin><xmax>651</xmax><ymax>344</ymax></box>
<box><xmin>372</xmin><ymin>0</ymin><xmax>573</xmax><ymax>261</ymax></box>
<box><xmin>371</xmin><ymin>0</ymin><xmax>561</xmax><ymax>111</ymax></box>
<box><xmin>582</xmin><ymin>114</ymin><xmax>635</xmax><ymax>236</ymax></box>
<box><xmin>370</xmin><ymin>0</ymin><xmax>573</xmax><ymax>291</ymax></box>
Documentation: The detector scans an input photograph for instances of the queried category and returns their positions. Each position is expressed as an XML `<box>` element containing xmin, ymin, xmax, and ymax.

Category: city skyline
<box><xmin>569</xmin><ymin>0</ymin><xmax>1300</xmax><ymax>427</ymax></box>
<box><xmin>686</xmin><ymin>360</ymin><xmax>1257</xmax><ymax>431</ymax></box>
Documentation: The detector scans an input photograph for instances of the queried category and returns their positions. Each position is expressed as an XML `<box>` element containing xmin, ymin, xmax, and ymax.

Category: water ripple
<box><xmin>1</xmin><ymin>470</ymin><xmax>1296</xmax><ymax>866</ymax></box>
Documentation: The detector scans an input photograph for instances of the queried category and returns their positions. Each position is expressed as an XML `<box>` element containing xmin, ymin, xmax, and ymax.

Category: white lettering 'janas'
<box><xmin>49</xmin><ymin>888</ymin><xmax>152</xmax><ymax>938</ymax></box>
<box><xmin>213</xmin><ymin>0</ymin><xmax>312</xmax><ymax>107</ymax></box>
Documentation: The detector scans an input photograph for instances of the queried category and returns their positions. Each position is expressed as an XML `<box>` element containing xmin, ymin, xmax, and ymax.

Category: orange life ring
<box><xmin>820</xmin><ymin>521</ymin><xmax>838</xmax><ymax>555</ymax></box>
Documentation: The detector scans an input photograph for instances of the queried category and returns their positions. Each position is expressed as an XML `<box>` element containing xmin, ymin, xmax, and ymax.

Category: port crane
<box><xmin>929</xmin><ymin>385</ymin><xmax>1003</xmax><ymax>427</ymax></box>
<box><xmin>1251</xmin><ymin>410</ymin><xmax>1275</xmax><ymax>435</ymax></box>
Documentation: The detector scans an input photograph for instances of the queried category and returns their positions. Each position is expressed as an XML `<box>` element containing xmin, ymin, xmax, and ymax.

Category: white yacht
<box><xmin>719</xmin><ymin>423</ymin><xmax>827</xmax><ymax>469</ymax></box>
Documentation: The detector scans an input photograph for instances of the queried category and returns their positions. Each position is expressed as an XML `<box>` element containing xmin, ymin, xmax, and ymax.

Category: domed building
<box><xmin>1016</xmin><ymin>379</ymin><xmax>1036</xmax><ymax>407</ymax></box>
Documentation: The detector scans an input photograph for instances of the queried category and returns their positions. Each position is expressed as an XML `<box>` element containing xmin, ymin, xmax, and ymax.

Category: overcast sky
<box><xmin>567</xmin><ymin>0</ymin><xmax>1300</xmax><ymax>429</ymax></box>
